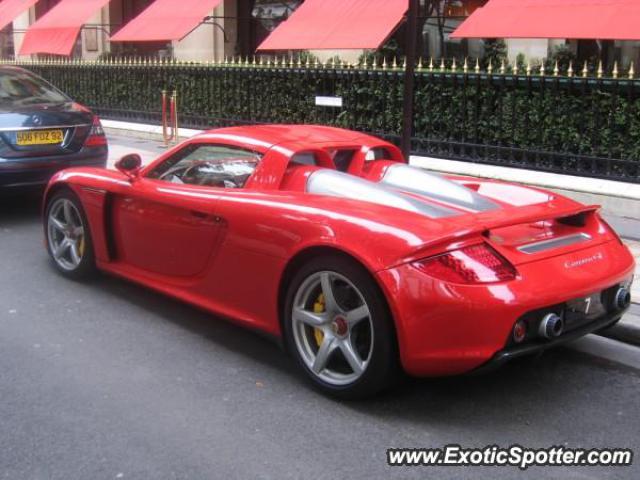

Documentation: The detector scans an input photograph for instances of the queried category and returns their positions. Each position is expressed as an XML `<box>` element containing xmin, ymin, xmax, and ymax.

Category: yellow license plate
<box><xmin>16</xmin><ymin>129</ymin><xmax>64</xmax><ymax>146</ymax></box>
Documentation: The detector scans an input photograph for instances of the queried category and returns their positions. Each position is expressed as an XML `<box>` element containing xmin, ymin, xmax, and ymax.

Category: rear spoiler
<box><xmin>473</xmin><ymin>203</ymin><xmax>600</xmax><ymax>234</ymax></box>
<box><xmin>398</xmin><ymin>202</ymin><xmax>601</xmax><ymax>266</ymax></box>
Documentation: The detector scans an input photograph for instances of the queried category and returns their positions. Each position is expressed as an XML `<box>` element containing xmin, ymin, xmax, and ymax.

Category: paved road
<box><xmin>1</xmin><ymin>192</ymin><xmax>640</xmax><ymax>480</ymax></box>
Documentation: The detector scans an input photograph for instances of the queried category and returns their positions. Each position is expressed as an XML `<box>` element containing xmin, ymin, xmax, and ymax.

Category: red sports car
<box><xmin>43</xmin><ymin>125</ymin><xmax>635</xmax><ymax>398</ymax></box>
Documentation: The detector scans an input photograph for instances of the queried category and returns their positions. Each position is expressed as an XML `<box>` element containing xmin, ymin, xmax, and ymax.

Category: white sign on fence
<box><xmin>315</xmin><ymin>96</ymin><xmax>343</xmax><ymax>107</ymax></box>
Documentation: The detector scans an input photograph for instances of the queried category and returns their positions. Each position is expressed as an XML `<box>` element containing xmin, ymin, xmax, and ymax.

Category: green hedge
<box><xmin>17</xmin><ymin>62</ymin><xmax>640</xmax><ymax>181</ymax></box>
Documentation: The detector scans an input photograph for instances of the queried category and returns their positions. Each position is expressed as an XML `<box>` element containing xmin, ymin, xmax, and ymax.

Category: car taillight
<box><xmin>413</xmin><ymin>243</ymin><xmax>517</xmax><ymax>284</ymax></box>
<box><xmin>85</xmin><ymin>116</ymin><xmax>107</xmax><ymax>147</ymax></box>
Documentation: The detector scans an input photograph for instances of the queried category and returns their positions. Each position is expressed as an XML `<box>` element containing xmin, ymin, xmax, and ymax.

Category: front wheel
<box><xmin>45</xmin><ymin>190</ymin><xmax>96</xmax><ymax>279</ymax></box>
<box><xmin>283</xmin><ymin>255</ymin><xmax>398</xmax><ymax>399</ymax></box>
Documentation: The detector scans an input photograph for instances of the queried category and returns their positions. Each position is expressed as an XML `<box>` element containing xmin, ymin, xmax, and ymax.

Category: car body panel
<box><xmin>44</xmin><ymin>125</ymin><xmax>635</xmax><ymax>376</ymax></box>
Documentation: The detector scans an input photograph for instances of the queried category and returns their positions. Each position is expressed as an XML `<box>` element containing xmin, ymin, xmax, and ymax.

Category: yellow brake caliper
<box><xmin>78</xmin><ymin>234</ymin><xmax>85</xmax><ymax>258</ymax></box>
<box><xmin>313</xmin><ymin>293</ymin><xmax>325</xmax><ymax>347</ymax></box>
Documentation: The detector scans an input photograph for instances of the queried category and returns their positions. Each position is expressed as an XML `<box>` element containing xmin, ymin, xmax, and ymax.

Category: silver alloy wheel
<box><xmin>47</xmin><ymin>198</ymin><xmax>85</xmax><ymax>271</ymax></box>
<box><xmin>292</xmin><ymin>271</ymin><xmax>374</xmax><ymax>386</ymax></box>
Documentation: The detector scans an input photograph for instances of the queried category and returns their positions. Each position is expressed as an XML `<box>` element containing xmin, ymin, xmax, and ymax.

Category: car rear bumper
<box><xmin>470</xmin><ymin>308</ymin><xmax>624</xmax><ymax>375</ymax></box>
<box><xmin>0</xmin><ymin>146</ymin><xmax>107</xmax><ymax>189</ymax></box>
<box><xmin>377</xmin><ymin>239</ymin><xmax>636</xmax><ymax>377</ymax></box>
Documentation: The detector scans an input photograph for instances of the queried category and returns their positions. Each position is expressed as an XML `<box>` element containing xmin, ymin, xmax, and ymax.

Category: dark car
<box><xmin>0</xmin><ymin>66</ymin><xmax>107</xmax><ymax>191</ymax></box>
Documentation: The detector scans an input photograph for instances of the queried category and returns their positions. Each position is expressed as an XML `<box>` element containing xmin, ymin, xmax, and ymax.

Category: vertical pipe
<box><xmin>401</xmin><ymin>0</ymin><xmax>419</xmax><ymax>158</ymax></box>
<box><xmin>173</xmin><ymin>90</ymin><xmax>179</xmax><ymax>145</ymax></box>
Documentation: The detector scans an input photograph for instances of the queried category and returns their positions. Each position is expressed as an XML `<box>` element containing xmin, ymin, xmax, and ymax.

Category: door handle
<box><xmin>190</xmin><ymin>211</ymin><xmax>223</xmax><ymax>223</ymax></box>
<box><xmin>190</xmin><ymin>210</ymin><xmax>209</xmax><ymax>219</ymax></box>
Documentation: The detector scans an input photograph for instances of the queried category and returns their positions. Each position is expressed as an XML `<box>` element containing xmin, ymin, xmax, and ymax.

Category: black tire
<box><xmin>44</xmin><ymin>189</ymin><xmax>97</xmax><ymax>280</ymax></box>
<box><xmin>283</xmin><ymin>254</ymin><xmax>398</xmax><ymax>399</ymax></box>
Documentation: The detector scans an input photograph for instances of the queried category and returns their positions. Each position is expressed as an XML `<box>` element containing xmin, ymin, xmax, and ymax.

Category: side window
<box><xmin>147</xmin><ymin>144</ymin><xmax>262</xmax><ymax>188</ymax></box>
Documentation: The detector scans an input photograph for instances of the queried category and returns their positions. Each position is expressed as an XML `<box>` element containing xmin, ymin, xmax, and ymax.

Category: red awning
<box><xmin>20</xmin><ymin>0</ymin><xmax>111</xmax><ymax>55</ymax></box>
<box><xmin>0</xmin><ymin>0</ymin><xmax>39</xmax><ymax>32</ymax></box>
<box><xmin>452</xmin><ymin>0</ymin><xmax>640</xmax><ymax>40</ymax></box>
<box><xmin>110</xmin><ymin>0</ymin><xmax>222</xmax><ymax>42</ymax></box>
<box><xmin>257</xmin><ymin>0</ymin><xmax>408</xmax><ymax>51</ymax></box>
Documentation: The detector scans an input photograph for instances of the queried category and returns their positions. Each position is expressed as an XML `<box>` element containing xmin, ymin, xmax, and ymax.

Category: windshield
<box><xmin>0</xmin><ymin>69</ymin><xmax>69</xmax><ymax>106</ymax></box>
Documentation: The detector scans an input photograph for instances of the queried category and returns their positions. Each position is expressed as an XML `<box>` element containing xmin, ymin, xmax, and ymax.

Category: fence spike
<box><xmin>382</xmin><ymin>57</ymin><xmax>387</xmax><ymax>70</ymax></box>
<box><xmin>539</xmin><ymin>61</ymin><xmax>545</xmax><ymax>76</ymax></box>
<box><xmin>428</xmin><ymin>57</ymin><xmax>434</xmax><ymax>72</ymax></box>
<box><xmin>487</xmin><ymin>60</ymin><xmax>493</xmax><ymax>74</ymax></box>
<box><xmin>403</xmin><ymin>56</ymin><xmax>407</xmax><ymax>70</ymax></box>
<box><xmin>440</xmin><ymin>57</ymin><xmax>445</xmax><ymax>71</ymax></box>
<box><xmin>417</xmin><ymin>57</ymin><xmax>423</xmax><ymax>71</ymax></box>
<box><xmin>629</xmin><ymin>61</ymin><xmax>635</xmax><ymax>79</ymax></box>
<box><xmin>597</xmin><ymin>60</ymin><xmax>603</xmax><ymax>78</ymax></box>
<box><xmin>463</xmin><ymin>57</ymin><xmax>468</xmax><ymax>73</ymax></box>
<box><xmin>613</xmin><ymin>61</ymin><xmax>619</xmax><ymax>79</ymax></box>
<box><xmin>500</xmin><ymin>59</ymin><xmax>506</xmax><ymax>74</ymax></box>
<box><xmin>526</xmin><ymin>60</ymin><xmax>531</xmax><ymax>76</ymax></box>
<box><xmin>567</xmin><ymin>60</ymin><xmax>573</xmax><ymax>77</ymax></box>
<box><xmin>582</xmin><ymin>60</ymin><xmax>588</xmax><ymax>78</ymax></box>
<box><xmin>474</xmin><ymin>58</ymin><xmax>480</xmax><ymax>73</ymax></box>
<box><xmin>451</xmin><ymin>58</ymin><xmax>456</xmax><ymax>71</ymax></box>
<box><xmin>553</xmin><ymin>60</ymin><xmax>559</xmax><ymax>76</ymax></box>
<box><xmin>512</xmin><ymin>63</ymin><xmax>519</xmax><ymax>76</ymax></box>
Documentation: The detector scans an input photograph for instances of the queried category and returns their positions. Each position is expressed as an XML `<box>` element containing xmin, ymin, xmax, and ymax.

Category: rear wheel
<box><xmin>45</xmin><ymin>190</ymin><xmax>96</xmax><ymax>279</ymax></box>
<box><xmin>283</xmin><ymin>255</ymin><xmax>398</xmax><ymax>399</ymax></box>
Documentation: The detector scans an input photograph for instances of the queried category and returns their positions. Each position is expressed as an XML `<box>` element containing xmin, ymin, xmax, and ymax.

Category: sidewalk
<box><xmin>105</xmin><ymin>127</ymin><xmax>640</xmax><ymax>345</ymax></box>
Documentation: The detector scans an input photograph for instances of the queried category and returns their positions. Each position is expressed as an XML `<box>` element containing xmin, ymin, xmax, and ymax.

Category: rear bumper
<box><xmin>377</xmin><ymin>240</ymin><xmax>635</xmax><ymax>377</ymax></box>
<box><xmin>0</xmin><ymin>146</ymin><xmax>107</xmax><ymax>189</ymax></box>
<box><xmin>471</xmin><ymin>308</ymin><xmax>624</xmax><ymax>375</ymax></box>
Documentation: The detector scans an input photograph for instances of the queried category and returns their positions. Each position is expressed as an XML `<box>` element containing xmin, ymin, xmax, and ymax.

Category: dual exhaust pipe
<box><xmin>538</xmin><ymin>313</ymin><xmax>564</xmax><ymax>339</ymax></box>
<box><xmin>614</xmin><ymin>286</ymin><xmax>632</xmax><ymax>311</ymax></box>
<box><xmin>531</xmin><ymin>286</ymin><xmax>631</xmax><ymax>341</ymax></box>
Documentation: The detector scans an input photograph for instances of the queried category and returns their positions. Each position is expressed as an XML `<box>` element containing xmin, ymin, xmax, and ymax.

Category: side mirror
<box><xmin>115</xmin><ymin>153</ymin><xmax>142</xmax><ymax>180</ymax></box>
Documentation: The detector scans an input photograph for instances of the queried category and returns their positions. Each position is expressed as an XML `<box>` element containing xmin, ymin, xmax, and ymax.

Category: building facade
<box><xmin>3</xmin><ymin>0</ymin><xmax>640</xmax><ymax>70</ymax></box>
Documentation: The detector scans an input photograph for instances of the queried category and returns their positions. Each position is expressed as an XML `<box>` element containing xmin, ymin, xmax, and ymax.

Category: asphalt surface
<box><xmin>1</xmin><ymin>192</ymin><xmax>640</xmax><ymax>480</ymax></box>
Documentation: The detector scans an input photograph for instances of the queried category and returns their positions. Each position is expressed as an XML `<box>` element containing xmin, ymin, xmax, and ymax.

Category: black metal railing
<box><xmin>7</xmin><ymin>57</ymin><xmax>639</xmax><ymax>183</ymax></box>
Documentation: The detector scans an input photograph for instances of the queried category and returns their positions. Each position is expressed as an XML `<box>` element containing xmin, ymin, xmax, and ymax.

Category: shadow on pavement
<box><xmin>0</xmin><ymin>190</ymin><xmax>43</xmax><ymax>226</ymax></box>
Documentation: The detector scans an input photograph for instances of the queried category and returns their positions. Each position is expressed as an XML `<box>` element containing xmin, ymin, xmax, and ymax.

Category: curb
<box><xmin>598</xmin><ymin>306</ymin><xmax>640</xmax><ymax>347</ymax></box>
<box><xmin>102</xmin><ymin>120</ymin><xmax>202</xmax><ymax>142</ymax></box>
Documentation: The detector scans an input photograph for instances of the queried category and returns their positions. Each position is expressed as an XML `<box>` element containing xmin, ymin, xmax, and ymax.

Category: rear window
<box><xmin>0</xmin><ymin>69</ymin><xmax>69</xmax><ymax>106</ymax></box>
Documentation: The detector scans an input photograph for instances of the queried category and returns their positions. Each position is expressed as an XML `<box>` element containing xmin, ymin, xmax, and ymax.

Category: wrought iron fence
<box><xmin>5</xmin><ymin>56</ymin><xmax>639</xmax><ymax>183</ymax></box>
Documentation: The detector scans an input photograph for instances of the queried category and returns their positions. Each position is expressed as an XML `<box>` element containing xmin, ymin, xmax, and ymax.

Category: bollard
<box><xmin>161</xmin><ymin>89</ymin><xmax>179</xmax><ymax>146</ymax></box>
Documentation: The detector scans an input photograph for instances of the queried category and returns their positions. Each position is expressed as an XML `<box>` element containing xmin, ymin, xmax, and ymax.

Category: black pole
<box><xmin>401</xmin><ymin>0</ymin><xmax>419</xmax><ymax>158</ymax></box>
